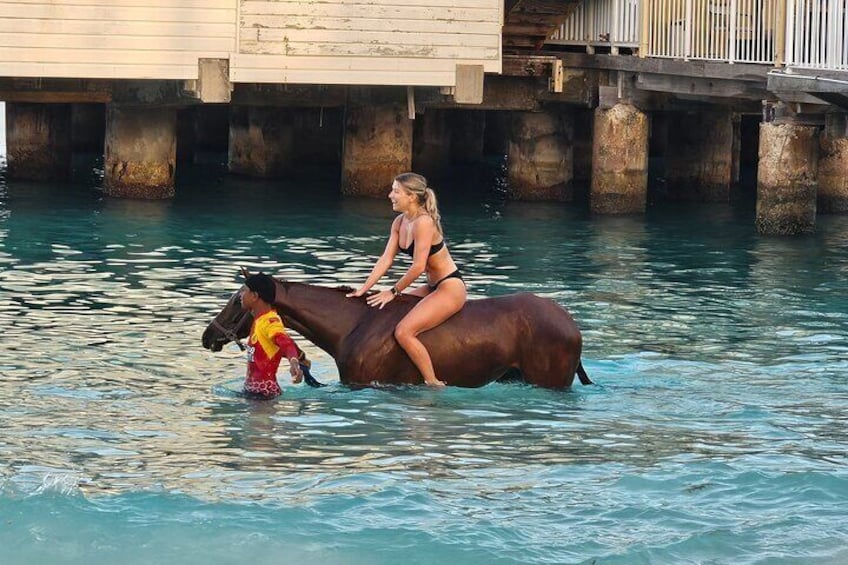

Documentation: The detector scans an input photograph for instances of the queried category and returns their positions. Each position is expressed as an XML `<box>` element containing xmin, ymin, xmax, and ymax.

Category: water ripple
<box><xmin>1</xmin><ymin>180</ymin><xmax>847</xmax><ymax>563</ymax></box>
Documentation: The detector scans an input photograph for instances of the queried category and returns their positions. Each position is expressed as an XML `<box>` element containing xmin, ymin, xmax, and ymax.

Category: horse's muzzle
<box><xmin>201</xmin><ymin>327</ymin><xmax>225</xmax><ymax>352</ymax></box>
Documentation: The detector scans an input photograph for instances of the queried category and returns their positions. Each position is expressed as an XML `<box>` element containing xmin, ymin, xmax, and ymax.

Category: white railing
<box><xmin>547</xmin><ymin>0</ymin><xmax>848</xmax><ymax>72</ymax></box>
<box><xmin>786</xmin><ymin>0</ymin><xmax>848</xmax><ymax>70</ymax></box>
<box><xmin>550</xmin><ymin>0</ymin><xmax>640</xmax><ymax>52</ymax></box>
<box><xmin>643</xmin><ymin>0</ymin><xmax>781</xmax><ymax>64</ymax></box>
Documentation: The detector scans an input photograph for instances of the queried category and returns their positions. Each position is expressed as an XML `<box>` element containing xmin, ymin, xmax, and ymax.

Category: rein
<box><xmin>210</xmin><ymin>318</ymin><xmax>246</xmax><ymax>351</ymax></box>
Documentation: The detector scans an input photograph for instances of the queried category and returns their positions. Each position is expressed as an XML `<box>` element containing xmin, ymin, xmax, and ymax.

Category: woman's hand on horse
<box><xmin>346</xmin><ymin>286</ymin><xmax>367</xmax><ymax>298</ymax></box>
<box><xmin>366</xmin><ymin>289</ymin><xmax>395</xmax><ymax>309</ymax></box>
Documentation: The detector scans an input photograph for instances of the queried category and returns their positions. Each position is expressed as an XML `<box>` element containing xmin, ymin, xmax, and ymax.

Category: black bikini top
<box><xmin>399</xmin><ymin>239</ymin><xmax>445</xmax><ymax>257</ymax></box>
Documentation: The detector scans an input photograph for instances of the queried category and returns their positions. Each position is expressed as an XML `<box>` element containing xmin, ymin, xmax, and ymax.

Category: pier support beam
<box><xmin>818</xmin><ymin>113</ymin><xmax>848</xmax><ymax>214</ymax></box>
<box><xmin>5</xmin><ymin>102</ymin><xmax>72</xmax><ymax>181</ymax></box>
<box><xmin>104</xmin><ymin>105</ymin><xmax>176</xmax><ymax>199</ymax></box>
<box><xmin>665</xmin><ymin>109</ymin><xmax>735</xmax><ymax>201</ymax></box>
<box><xmin>591</xmin><ymin>103</ymin><xmax>649</xmax><ymax>214</ymax></box>
<box><xmin>342</xmin><ymin>103</ymin><xmax>412</xmax><ymax>196</ymax></box>
<box><xmin>507</xmin><ymin>109</ymin><xmax>573</xmax><ymax>201</ymax></box>
<box><xmin>228</xmin><ymin>106</ymin><xmax>295</xmax><ymax>178</ymax></box>
<box><xmin>412</xmin><ymin>109</ymin><xmax>452</xmax><ymax>179</ymax></box>
<box><xmin>756</xmin><ymin>122</ymin><xmax>819</xmax><ymax>234</ymax></box>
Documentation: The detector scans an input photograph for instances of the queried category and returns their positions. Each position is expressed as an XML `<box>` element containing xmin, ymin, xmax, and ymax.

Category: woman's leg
<box><xmin>394</xmin><ymin>279</ymin><xmax>466</xmax><ymax>386</ymax></box>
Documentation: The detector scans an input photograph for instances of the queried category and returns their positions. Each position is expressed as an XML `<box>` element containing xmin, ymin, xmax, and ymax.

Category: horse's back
<box><xmin>465</xmin><ymin>292</ymin><xmax>578</xmax><ymax>325</ymax></box>
<box><xmin>416</xmin><ymin>291</ymin><xmax>581</xmax><ymax>345</ymax></box>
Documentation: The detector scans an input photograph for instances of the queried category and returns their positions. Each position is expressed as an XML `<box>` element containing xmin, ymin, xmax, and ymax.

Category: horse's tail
<box><xmin>576</xmin><ymin>361</ymin><xmax>593</xmax><ymax>385</ymax></box>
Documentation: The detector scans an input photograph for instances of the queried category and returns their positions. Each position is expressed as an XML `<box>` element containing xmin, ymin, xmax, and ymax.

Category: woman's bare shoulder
<box><xmin>414</xmin><ymin>214</ymin><xmax>437</xmax><ymax>231</ymax></box>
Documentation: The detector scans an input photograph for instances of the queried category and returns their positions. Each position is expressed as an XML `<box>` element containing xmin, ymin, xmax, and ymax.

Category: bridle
<box><xmin>210</xmin><ymin>317</ymin><xmax>247</xmax><ymax>351</ymax></box>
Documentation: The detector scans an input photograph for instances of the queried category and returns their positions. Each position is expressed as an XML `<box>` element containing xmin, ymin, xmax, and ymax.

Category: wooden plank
<box><xmin>6</xmin><ymin>0</ymin><xmax>234</xmax><ymax>7</ymax></box>
<box><xmin>231</xmin><ymin>52</ymin><xmax>495</xmax><ymax>71</ymax></box>
<box><xmin>0</xmin><ymin>4</ymin><xmax>234</xmax><ymax>23</ymax></box>
<box><xmin>557</xmin><ymin>53</ymin><xmax>770</xmax><ymax>81</ymax></box>
<box><xmin>515</xmin><ymin>0</ymin><xmax>579</xmax><ymax>11</ymax></box>
<box><xmin>0</xmin><ymin>90</ymin><xmax>112</xmax><ymax>103</ymax></box>
<box><xmin>636</xmin><ymin>73</ymin><xmax>768</xmax><ymax>99</ymax></box>
<box><xmin>0</xmin><ymin>61</ymin><xmax>196</xmax><ymax>79</ymax></box>
<box><xmin>0</xmin><ymin>18</ymin><xmax>236</xmax><ymax>38</ymax></box>
<box><xmin>0</xmin><ymin>32</ymin><xmax>235</xmax><ymax>52</ymax></box>
<box><xmin>240</xmin><ymin>40</ymin><xmax>497</xmax><ymax>60</ymax></box>
<box><xmin>253</xmin><ymin>28</ymin><xmax>499</xmax><ymax>49</ymax></box>
<box><xmin>501</xmin><ymin>54</ymin><xmax>557</xmax><ymax>76</ymax></box>
<box><xmin>503</xmin><ymin>37</ymin><xmax>542</xmax><ymax>48</ymax></box>
<box><xmin>250</xmin><ymin>14</ymin><xmax>498</xmax><ymax>34</ymax></box>
<box><xmin>242</xmin><ymin>0</ymin><xmax>497</xmax><ymax>9</ymax></box>
<box><xmin>0</xmin><ymin>46</ymin><xmax>224</xmax><ymax>66</ymax></box>
<box><xmin>240</xmin><ymin>15</ymin><xmax>499</xmax><ymax>35</ymax></box>
<box><xmin>499</xmin><ymin>22</ymin><xmax>555</xmax><ymax>36</ymax></box>
<box><xmin>232</xmin><ymin>68</ymin><xmax>456</xmax><ymax>86</ymax></box>
<box><xmin>240</xmin><ymin>3</ymin><xmax>499</xmax><ymax>21</ymax></box>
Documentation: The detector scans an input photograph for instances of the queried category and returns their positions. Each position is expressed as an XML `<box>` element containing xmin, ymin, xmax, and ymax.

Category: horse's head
<box><xmin>201</xmin><ymin>288</ymin><xmax>253</xmax><ymax>352</ymax></box>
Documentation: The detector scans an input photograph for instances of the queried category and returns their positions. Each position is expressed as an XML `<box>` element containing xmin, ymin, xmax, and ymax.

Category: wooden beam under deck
<box><xmin>553</xmin><ymin>53</ymin><xmax>770</xmax><ymax>83</ymax></box>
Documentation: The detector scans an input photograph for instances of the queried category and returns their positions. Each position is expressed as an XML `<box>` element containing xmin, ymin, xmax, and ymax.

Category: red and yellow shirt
<box><xmin>244</xmin><ymin>310</ymin><xmax>298</xmax><ymax>397</ymax></box>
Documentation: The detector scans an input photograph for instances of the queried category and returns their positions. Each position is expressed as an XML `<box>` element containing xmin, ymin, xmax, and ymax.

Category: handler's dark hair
<box><xmin>245</xmin><ymin>273</ymin><xmax>276</xmax><ymax>304</ymax></box>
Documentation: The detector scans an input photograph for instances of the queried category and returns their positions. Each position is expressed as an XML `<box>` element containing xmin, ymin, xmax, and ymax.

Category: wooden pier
<box><xmin>1</xmin><ymin>0</ymin><xmax>846</xmax><ymax>234</ymax></box>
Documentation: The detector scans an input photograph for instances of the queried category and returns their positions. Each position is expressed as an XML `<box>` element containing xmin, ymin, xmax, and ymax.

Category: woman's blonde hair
<box><xmin>395</xmin><ymin>172</ymin><xmax>443</xmax><ymax>235</ymax></box>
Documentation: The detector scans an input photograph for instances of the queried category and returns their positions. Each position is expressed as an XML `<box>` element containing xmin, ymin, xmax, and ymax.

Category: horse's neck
<box><xmin>275</xmin><ymin>282</ymin><xmax>365</xmax><ymax>356</ymax></box>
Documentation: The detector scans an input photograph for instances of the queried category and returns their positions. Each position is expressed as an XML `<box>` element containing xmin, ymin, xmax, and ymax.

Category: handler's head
<box><xmin>244</xmin><ymin>273</ymin><xmax>276</xmax><ymax>304</ymax></box>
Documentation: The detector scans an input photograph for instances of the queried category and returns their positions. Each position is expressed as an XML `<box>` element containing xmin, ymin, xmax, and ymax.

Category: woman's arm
<box><xmin>365</xmin><ymin>216</ymin><xmax>436</xmax><ymax>309</ymax></box>
<box><xmin>347</xmin><ymin>216</ymin><xmax>402</xmax><ymax>297</ymax></box>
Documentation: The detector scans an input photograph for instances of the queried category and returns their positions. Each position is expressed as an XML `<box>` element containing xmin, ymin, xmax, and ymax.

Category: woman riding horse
<box><xmin>347</xmin><ymin>173</ymin><xmax>466</xmax><ymax>387</ymax></box>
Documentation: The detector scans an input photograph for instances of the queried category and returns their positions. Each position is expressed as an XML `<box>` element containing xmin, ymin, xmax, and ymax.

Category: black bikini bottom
<box><xmin>428</xmin><ymin>269</ymin><xmax>464</xmax><ymax>292</ymax></box>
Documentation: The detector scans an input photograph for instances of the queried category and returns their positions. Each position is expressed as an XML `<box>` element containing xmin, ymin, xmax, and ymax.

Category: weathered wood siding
<box><xmin>0</xmin><ymin>0</ymin><xmax>501</xmax><ymax>87</ymax></box>
<box><xmin>231</xmin><ymin>0</ymin><xmax>503</xmax><ymax>86</ymax></box>
<box><xmin>0</xmin><ymin>0</ymin><xmax>237</xmax><ymax>80</ymax></box>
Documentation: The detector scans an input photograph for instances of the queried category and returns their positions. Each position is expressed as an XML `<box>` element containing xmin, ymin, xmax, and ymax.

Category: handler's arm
<box><xmin>272</xmin><ymin>331</ymin><xmax>303</xmax><ymax>382</ymax></box>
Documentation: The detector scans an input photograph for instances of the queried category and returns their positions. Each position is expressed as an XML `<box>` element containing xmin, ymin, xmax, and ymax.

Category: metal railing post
<box><xmin>640</xmin><ymin>0</ymin><xmax>650</xmax><ymax>57</ymax></box>
<box><xmin>775</xmin><ymin>0</ymin><xmax>787</xmax><ymax>66</ymax></box>
<box><xmin>785</xmin><ymin>0</ymin><xmax>796</xmax><ymax>67</ymax></box>
<box><xmin>612</xmin><ymin>0</ymin><xmax>621</xmax><ymax>54</ymax></box>
<box><xmin>729</xmin><ymin>0</ymin><xmax>739</xmax><ymax>62</ymax></box>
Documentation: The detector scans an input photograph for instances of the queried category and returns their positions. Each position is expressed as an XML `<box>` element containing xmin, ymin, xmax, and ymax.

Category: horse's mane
<box><xmin>334</xmin><ymin>284</ymin><xmax>380</xmax><ymax>297</ymax></box>
<box><xmin>269</xmin><ymin>277</ymin><xmax>370</xmax><ymax>295</ymax></box>
<box><xmin>271</xmin><ymin>279</ymin><xmax>417</xmax><ymax>299</ymax></box>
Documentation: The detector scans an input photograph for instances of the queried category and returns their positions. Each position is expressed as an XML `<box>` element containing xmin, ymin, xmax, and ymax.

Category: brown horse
<box><xmin>202</xmin><ymin>274</ymin><xmax>592</xmax><ymax>388</ymax></box>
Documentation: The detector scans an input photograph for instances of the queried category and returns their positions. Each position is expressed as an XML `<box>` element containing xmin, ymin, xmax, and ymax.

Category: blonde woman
<box><xmin>347</xmin><ymin>173</ymin><xmax>467</xmax><ymax>386</ymax></box>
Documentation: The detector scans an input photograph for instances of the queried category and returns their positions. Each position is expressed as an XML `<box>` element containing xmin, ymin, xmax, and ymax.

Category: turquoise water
<box><xmin>1</xmin><ymin>161</ymin><xmax>847</xmax><ymax>564</ymax></box>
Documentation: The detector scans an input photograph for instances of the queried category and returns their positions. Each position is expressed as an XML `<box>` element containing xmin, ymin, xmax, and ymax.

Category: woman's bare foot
<box><xmin>425</xmin><ymin>378</ymin><xmax>446</xmax><ymax>387</ymax></box>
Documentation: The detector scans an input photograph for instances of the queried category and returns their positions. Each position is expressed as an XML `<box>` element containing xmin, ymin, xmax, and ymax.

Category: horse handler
<box><xmin>240</xmin><ymin>273</ymin><xmax>304</xmax><ymax>398</ymax></box>
<box><xmin>347</xmin><ymin>172</ymin><xmax>467</xmax><ymax>387</ymax></box>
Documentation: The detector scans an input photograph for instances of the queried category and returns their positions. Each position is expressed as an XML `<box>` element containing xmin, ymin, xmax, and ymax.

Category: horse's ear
<box><xmin>240</xmin><ymin>266</ymin><xmax>250</xmax><ymax>280</ymax></box>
